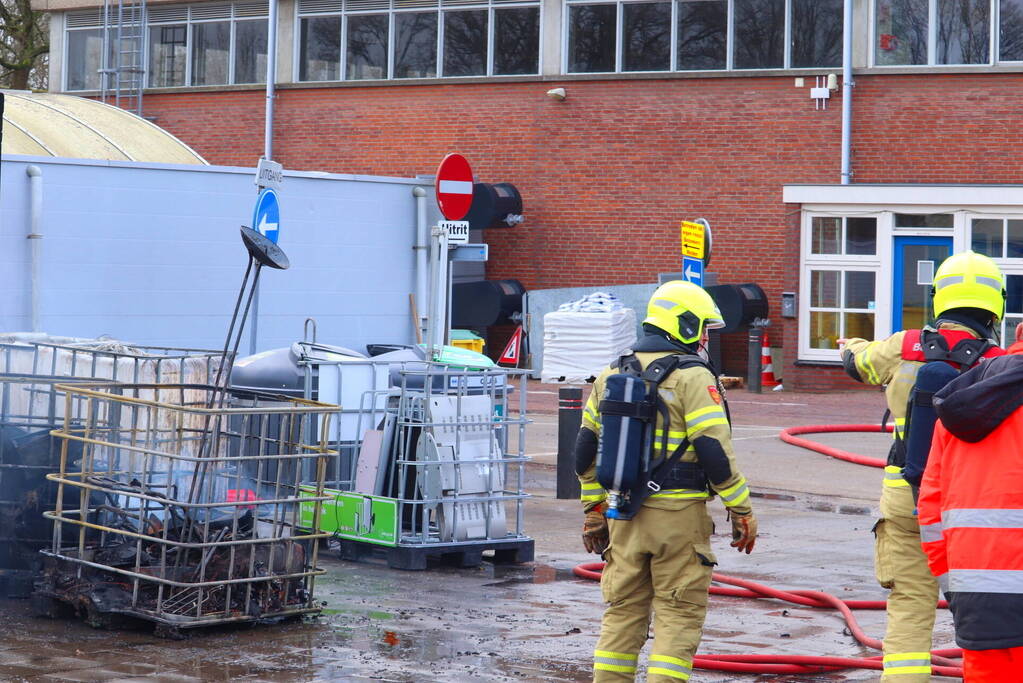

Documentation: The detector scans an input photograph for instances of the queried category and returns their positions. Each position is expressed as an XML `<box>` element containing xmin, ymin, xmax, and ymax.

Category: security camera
<box><xmin>546</xmin><ymin>87</ymin><xmax>567</xmax><ymax>101</ymax></box>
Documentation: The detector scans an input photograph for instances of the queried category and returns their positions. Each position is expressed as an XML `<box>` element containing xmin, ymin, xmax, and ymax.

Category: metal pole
<box><xmin>26</xmin><ymin>166</ymin><xmax>42</xmax><ymax>332</ymax></box>
<box><xmin>840</xmin><ymin>0</ymin><xmax>854</xmax><ymax>185</ymax></box>
<box><xmin>747</xmin><ymin>327</ymin><xmax>764</xmax><ymax>394</ymax></box>
<box><xmin>556</xmin><ymin>387</ymin><xmax>583</xmax><ymax>500</ymax></box>
<box><xmin>250</xmin><ymin>0</ymin><xmax>279</xmax><ymax>355</ymax></box>
<box><xmin>264</xmin><ymin>0</ymin><xmax>278</xmax><ymax>161</ymax></box>
<box><xmin>413</xmin><ymin>187</ymin><xmax>429</xmax><ymax>341</ymax></box>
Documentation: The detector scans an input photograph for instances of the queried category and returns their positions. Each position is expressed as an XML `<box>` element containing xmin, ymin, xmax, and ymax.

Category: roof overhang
<box><xmin>783</xmin><ymin>184</ymin><xmax>1023</xmax><ymax>208</ymax></box>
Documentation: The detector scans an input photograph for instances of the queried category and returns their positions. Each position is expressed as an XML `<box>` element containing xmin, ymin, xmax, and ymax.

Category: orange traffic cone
<box><xmin>760</xmin><ymin>332</ymin><xmax>779</xmax><ymax>388</ymax></box>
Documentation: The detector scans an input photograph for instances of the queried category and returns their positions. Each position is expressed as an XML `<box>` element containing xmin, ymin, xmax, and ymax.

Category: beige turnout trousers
<box><xmin>594</xmin><ymin>504</ymin><xmax>715</xmax><ymax>682</ymax></box>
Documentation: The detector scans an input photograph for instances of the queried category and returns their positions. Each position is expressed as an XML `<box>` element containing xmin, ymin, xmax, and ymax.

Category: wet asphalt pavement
<box><xmin>0</xmin><ymin>386</ymin><xmax>959</xmax><ymax>682</ymax></box>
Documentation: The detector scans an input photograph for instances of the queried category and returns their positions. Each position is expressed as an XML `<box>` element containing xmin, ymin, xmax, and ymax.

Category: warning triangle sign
<box><xmin>498</xmin><ymin>326</ymin><xmax>523</xmax><ymax>367</ymax></box>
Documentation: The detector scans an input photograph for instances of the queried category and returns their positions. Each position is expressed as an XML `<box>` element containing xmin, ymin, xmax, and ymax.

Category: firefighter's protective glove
<box><xmin>730</xmin><ymin>511</ymin><xmax>758</xmax><ymax>554</ymax></box>
<box><xmin>582</xmin><ymin>508</ymin><xmax>609</xmax><ymax>554</ymax></box>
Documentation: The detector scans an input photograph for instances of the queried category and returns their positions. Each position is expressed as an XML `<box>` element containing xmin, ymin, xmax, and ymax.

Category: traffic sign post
<box><xmin>435</xmin><ymin>153</ymin><xmax>474</xmax><ymax>221</ymax></box>
<box><xmin>682</xmin><ymin>256</ymin><xmax>704</xmax><ymax>286</ymax></box>
<box><xmin>427</xmin><ymin>154</ymin><xmax>477</xmax><ymax>360</ymax></box>
<box><xmin>680</xmin><ymin>219</ymin><xmax>712</xmax><ymax>286</ymax></box>
<box><xmin>249</xmin><ymin>166</ymin><xmax>283</xmax><ymax>355</ymax></box>
<box><xmin>253</xmin><ymin>188</ymin><xmax>281</xmax><ymax>244</ymax></box>
<box><xmin>254</xmin><ymin>158</ymin><xmax>283</xmax><ymax>191</ymax></box>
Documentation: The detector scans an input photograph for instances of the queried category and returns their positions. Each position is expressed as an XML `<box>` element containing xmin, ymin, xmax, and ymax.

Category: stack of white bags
<box><xmin>542</xmin><ymin>292</ymin><xmax>637</xmax><ymax>383</ymax></box>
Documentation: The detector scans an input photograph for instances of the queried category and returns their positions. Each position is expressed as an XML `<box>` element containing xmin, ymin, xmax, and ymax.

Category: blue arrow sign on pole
<box><xmin>682</xmin><ymin>255</ymin><xmax>703</xmax><ymax>286</ymax></box>
<box><xmin>253</xmin><ymin>188</ymin><xmax>280</xmax><ymax>244</ymax></box>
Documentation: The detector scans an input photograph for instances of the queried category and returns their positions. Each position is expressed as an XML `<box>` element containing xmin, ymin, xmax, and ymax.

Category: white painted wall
<box><xmin>0</xmin><ymin>155</ymin><xmax>443</xmax><ymax>354</ymax></box>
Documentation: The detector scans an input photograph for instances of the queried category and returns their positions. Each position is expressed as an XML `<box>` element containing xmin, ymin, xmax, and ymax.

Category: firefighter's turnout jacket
<box><xmin>576</xmin><ymin>336</ymin><xmax>751</xmax><ymax>518</ymax></box>
<box><xmin>842</xmin><ymin>321</ymin><xmax>1003</xmax><ymax>681</ymax></box>
<box><xmin>920</xmin><ymin>342</ymin><xmax>1023</xmax><ymax>653</ymax></box>
<box><xmin>575</xmin><ymin>334</ymin><xmax>752</xmax><ymax>682</ymax></box>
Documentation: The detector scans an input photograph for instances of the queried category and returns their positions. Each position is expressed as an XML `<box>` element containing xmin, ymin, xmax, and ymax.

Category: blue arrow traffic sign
<box><xmin>253</xmin><ymin>188</ymin><xmax>280</xmax><ymax>244</ymax></box>
<box><xmin>682</xmin><ymin>255</ymin><xmax>703</xmax><ymax>286</ymax></box>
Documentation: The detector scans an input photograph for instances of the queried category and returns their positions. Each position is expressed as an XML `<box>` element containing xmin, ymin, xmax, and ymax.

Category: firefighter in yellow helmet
<box><xmin>839</xmin><ymin>251</ymin><xmax>1006</xmax><ymax>681</ymax></box>
<box><xmin>575</xmin><ymin>280</ymin><xmax>757</xmax><ymax>682</ymax></box>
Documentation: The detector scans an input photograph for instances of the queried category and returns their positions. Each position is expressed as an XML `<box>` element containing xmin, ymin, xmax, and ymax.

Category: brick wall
<box><xmin>140</xmin><ymin>72</ymin><xmax>1023</xmax><ymax>389</ymax></box>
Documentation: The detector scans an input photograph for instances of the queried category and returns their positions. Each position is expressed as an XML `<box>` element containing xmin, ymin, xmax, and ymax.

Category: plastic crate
<box><xmin>449</xmin><ymin>330</ymin><xmax>485</xmax><ymax>354</ymax></box>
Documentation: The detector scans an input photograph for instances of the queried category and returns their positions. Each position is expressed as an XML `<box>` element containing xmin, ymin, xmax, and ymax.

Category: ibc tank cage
<box><xmin>0</xmin><ymin>339</ymin><xmax>224</xmax><ymax>597</ymax></box>
<box><xmin>38</xmin><ymin>380</ymin><xmax>336</xmax><ymax>636</ymax></box>
<box><xmin>297</xmin><ymin>357</ymin><xmax>533</xmax><ymax>570</ymax></box>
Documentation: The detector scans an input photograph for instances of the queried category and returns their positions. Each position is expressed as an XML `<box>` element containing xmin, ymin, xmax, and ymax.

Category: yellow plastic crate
<box><xmin>450</xmin><ymin>330</ymin><xmax>485</xmax><ymax>354</ymax></box>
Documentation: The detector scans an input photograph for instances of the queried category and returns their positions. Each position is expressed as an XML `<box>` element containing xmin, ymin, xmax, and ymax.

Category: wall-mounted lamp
<box><xmin>546</xmin><ymin>87</ymin><xmax>567</xmax><ymax>101</ymax></box>
<box><xmin>826</xmin><ymin>73</ymin><xmax>838</xmax><ymax>91</ymax></box>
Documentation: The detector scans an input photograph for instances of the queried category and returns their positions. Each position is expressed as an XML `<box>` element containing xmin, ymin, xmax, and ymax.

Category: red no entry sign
<box><xmin>435</xmin><ymin>153</ymin><xmax>474</xmax><ymax>221</ymax></box>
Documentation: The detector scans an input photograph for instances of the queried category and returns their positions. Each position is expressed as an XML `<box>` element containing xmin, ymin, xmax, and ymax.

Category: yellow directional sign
<box><xmin>680</xmin><ymin>220</ymin><xmax>705</xmax><ymax>260</ymax></box>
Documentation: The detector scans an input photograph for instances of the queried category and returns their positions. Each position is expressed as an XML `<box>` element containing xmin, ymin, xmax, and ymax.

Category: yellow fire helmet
<box><xmin>643</xmin><ymin>280</ymin><xmax>725</xmax><ymax>345</ymax></box>
<box><xmin>932</xmin><ymin>250</ymin><xmax>1006</xmax><ymax>321</ymax></box>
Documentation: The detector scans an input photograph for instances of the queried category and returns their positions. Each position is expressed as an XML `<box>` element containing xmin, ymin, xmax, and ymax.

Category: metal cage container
<box><xmin>0</xmin><ymin>340</ymin><xmax>225</xmax><ymax>596</ymax></box>
<box><xmin>301</xmin><ymin>357</ymin><xmax>533</xmax><ymax>569</ymax></box>
<box><xmin>38</xmin><ymin>381</ymin><xmax>335</xmax><ymax>636</ymax></box>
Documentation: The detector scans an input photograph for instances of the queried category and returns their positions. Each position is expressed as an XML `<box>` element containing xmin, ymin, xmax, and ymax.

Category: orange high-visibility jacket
<box><xmin>919</xmin><ymin>345</ymin><xmax>1023</xmax><ymax>650</ymax></box>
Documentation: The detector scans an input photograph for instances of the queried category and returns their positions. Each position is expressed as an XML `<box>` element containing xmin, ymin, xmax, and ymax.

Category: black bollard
<box><xmin>557</xmin><ymin>387</ymin><xmax>583</xmax><ymax>500</ymax></box>
<box><xmin>748</xmin><ymin>327</ymin><xmax>764</xmax><ymax>394</ymax></box>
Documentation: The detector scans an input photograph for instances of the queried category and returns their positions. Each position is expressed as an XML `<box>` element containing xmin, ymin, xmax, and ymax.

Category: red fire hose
<box><xmin>573</xmin><ymin>562</ymin><xmax>962</xmax><ymax>677</ymax></box>
<box><xmin>778</xmin><ymin>424</ymin><xmax>891</xmax><ymax>468</ymax></box>
<box><xmin>570</xmin><ymin>423</ymin><xmax>964</xmax><ymax>676</ymax></box>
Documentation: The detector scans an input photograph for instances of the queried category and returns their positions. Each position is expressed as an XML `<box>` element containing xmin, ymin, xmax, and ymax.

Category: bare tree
<box><xmin>0</xmin><ymin>0</ymin><xmax>48</xmax><ymax>90</ymax></box>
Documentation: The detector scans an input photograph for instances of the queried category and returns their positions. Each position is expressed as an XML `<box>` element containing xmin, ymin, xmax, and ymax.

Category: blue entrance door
<box><xmin>892</xmin><ymin>236</ymin><xmax>953</xmax><ymax>332</ymax></box>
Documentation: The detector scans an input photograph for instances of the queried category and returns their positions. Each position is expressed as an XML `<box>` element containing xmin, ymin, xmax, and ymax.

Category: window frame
<box><xmin>870</xmin><ymin>0</ymin><xmax>1001</xmax><ymax>67</ymax></box>
<box><xmin>62</xmin><ymin>3</ymin><xmax>270</xmax><ymax>91</ymax></box>
<box><xmin>561</xmin><ymin>0</ymin><xmax>844</xmax><ymax>74</ymax></box>
<box><xmin>64</xmin><ymin>26</ymin><xmax>108</xmax><ymax>92</ymax></box>
<box><xmin>294</xmin><ymin>0</ymin><xmax>542</xmax><ymax>82</ymax></box>
<box><xmin>801</xmin><ymin>212</ymin><xmax>885</xmax><ymax>361</ymax></box>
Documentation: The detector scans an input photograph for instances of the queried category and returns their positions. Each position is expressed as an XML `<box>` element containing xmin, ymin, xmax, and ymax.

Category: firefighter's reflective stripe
<box><xmin>883</xmin><ymin>465</ymin><xmax>910</xmax><ymax>488</ymax></box>
<box><xmin>859</xmin><ymin>343</ymin><xmax>882</xmax><ymax>384</ymax></box>
<box><xmin>593</xmin><ymin>650</ymin><xmax>638</xmax><ymax>674</ymax></box>
<box><xmin>649</xmin><ymin>488</ymin><xmax>710</xmax><ymax>500</ymax></box>
<box><xmin>581</xmin><ymin>481</ymin><xmax>606</xmax><ymax>503</ymax></box>
<box><xmin>583</xmin><ymin>395</ymin><xmax>600</xmax><ymax>430</ymax></box>
<box><xmin>937</xmin><ymin>572</ymin><xmax>950</xmax><ymax>594</ymax></box>
<box><xmin>942</xmin><ymin>508</ymin><xmax>1023</xmax><ymax>529</ymax></box>
<box><xmin>648</xmin><ymin>654</ymin><xmax>692</xmax><ymax>680</ymax></box>
<box><xmin>893</xmin><ymin>417</ymin><xmax>906</xmax><ymax>440</ymax></box>
<box><xmin>949</xmin><ymin>569</ymin><xmax>1023</xmax><ymax>593</ymax></box>
<box><xmin>882</xmin><ymin>652</ymin><xmax>932</xmax><ymax>675</ymax></box>
<box><xmin>718</xmin><ymin>477</ymin><xmax>750</xmax><ymax>509</ymax></box>
<box><xmin>653</xmin><ymin>428</ymin><xmax>694</xmax><ymax>456</ymax></box>
<box><xmin>919</xmin><ymin>521</ymin><xmax>943</xmax><ymax>544</ymax></box>
<box><xmin>683</xmin><ymin>405</ymin><xmax>728</xmax><ymax>437</ymax></box>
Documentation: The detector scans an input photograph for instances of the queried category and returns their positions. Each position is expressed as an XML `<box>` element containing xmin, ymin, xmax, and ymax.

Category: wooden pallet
<box><xmin>337</xmin><ymin>537</ymin><xmax>535</xmax><ymax>571</ymax></box>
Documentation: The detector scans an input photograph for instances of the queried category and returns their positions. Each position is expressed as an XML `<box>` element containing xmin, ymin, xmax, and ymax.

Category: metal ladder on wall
<box><xmin>100</xmin><ymin>0</ymin><xmax>146</xmax><ymax>117</ymax></box>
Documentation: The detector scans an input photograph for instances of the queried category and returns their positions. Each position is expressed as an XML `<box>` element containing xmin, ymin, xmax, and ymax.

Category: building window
<box><xmin>346</xmin><ymin>15</ymin><xmax>387</xmax><ymax>80</ymax></box>
<box><xmin>971</xmin><ymin>217</ymin><xmax>1023</xmax><ymax>259</ymax></box>
<box><xmin>678</xmin><ymin>0</ymin><xmax>726</xmax><ymax>69</ymax></box>
<box><xmin>566</xmin><ymin>0</ymin><xmax>842</xmax><ymax>73</ymax></box>
<box><xmin>297</xmin><ymin>0</ymin><xmax>540</xmax><ymax>81</ymax></box>
<box><xmin>808</xmin><ymin>269</ymin><xmax>877</xmax><ymax>350</ymax></box>
<box><xmin>568</xmin><ymin>4</ymin><xmax>616</xmax><ymax>71</ymax></box>
<box><xmin>65</xmin><ymin>3</ymin><xmax>269</xmax><ymax>90</ymax></box>
<box><xmin>874</xmin><ymin>0</ymin><xmax>998</xmax><ymax>66</ymax></box>
<box><xmin>811</xmin><ymin>216</ymin><xmax>878</xmax><ymax>255</ymax></box>
<box><xmin>1004</xmin><ymin>274</ymin><xmax>1023</xmax><ymax>345</ymax></box>
<box><xmin>1001</xmin><ymin>0</ymin><xmax>1023</xmax><ymax>60</ymax></box>
<box><xmin>802</xmin><ymin>214</ymin><xmax>881</xmax><ymax>359</ymax></box>
<box><xmin>66</xmin><ymin>28</ymin><xmax>108</xmax><ymax>91</ymax></box>
<box><xmin>192</xmin><ymin>21</ymin><xmax>231</xmax><ymax>85</ymax></box>
<box><xmin>894</xmin><ymin>212</ymin><xmax>954</xmax><ymax>228</ymax></box>
<box><xmin>149</xmin><ymin>25</ymin><xmax>188</xmax><ymax>87</ymax></box>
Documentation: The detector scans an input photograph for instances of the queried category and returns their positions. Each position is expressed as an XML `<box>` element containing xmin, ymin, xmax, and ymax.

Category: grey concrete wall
<box><xmin>0</xmin><ymin>155</ymin><xmax>435</xmax><ymax>354</ymax></box>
